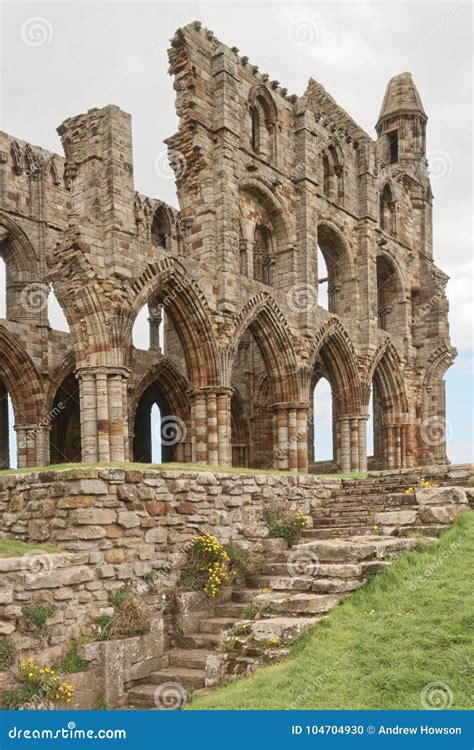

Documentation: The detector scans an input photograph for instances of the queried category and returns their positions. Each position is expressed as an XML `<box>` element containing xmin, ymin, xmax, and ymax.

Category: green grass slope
<box><xmin>190</xmin><ymin>512</ymin><xmax>474</xmax><ymax>710</ymax></box>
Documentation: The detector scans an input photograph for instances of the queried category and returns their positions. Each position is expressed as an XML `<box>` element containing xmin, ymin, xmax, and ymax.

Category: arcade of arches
<box><xmin>0</xmin><ymin>35</ymin><xmax>454</xmax><ymax>473</ymax></box>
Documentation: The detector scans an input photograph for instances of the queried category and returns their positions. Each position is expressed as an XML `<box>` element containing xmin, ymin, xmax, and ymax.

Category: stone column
<box><xmin>148</xmin><ymin>302</ymin><xmax>162</xmax><ymax>351</ymax></box>
<box><xmin>0</xmin><ymin>381</ymin><xmax>10</xmax><ymax>468</ymax></box>
<box><xmin>76</xmin><ymin>366</ymin><xmax>131</xmax><ymax>463</ymax></box>
<box><xmin>358</xmin><ymin>417</ymin><xmax>368</xmax><ymax>472</ymax></box>
<box><xmin>189</xmin><ymin>387</ymin><xmax>232</xmax><ymax>466</ymax></box>
<box><xmin>338</xmin><ymin>417</ymin><xmax>351</xmax><ymax>472</ymax></box>
<box><xmin>271</xmin><ymin>403</ymin><xmax>309</xmax><ymax>473</ymax></box>
<box><xmin>350</xmin><ymin>417</ymin><xmax>360</xmax><ymax>472</ymax></box>
<box><xmin>296</xmin><ymin>406</ymin><xmax>309</xmax><ymax>472</ymax></box>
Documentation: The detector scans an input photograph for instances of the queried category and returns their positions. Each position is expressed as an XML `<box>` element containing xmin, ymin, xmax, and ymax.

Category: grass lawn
<box><xmin>190</xmin><ymin>511</ymin><xmax>474</xmax><ymax>710</ymax></box>
<box><xmin>0</xmin><ymin>461</ymin><xmax>367</xmax><ymax>479</ymax></box>
<box><xmin>0</xmin><ymin>538</ymin><xmax>60</xmax><ymax>558</ymax></box>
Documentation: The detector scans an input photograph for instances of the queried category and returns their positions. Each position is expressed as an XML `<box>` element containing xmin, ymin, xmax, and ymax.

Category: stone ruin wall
<box><xmin>0</xmin><ymin>21</ymin><xmax>456</xmax><ymax>477</ymax></box>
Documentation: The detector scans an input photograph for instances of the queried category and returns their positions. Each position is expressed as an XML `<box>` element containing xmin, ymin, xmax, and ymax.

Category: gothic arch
<box><xmin>0</xmin><ymin>326</ymin><xmax>43</xmax><ymax>424</ymax></box>
<box><xmin>308</xmin><ymin>318</ymin><xmax>362</xmax><ymax>414</ymax></box>
<box><xmin>130</xmin><ymin>357</ymin><xmax>191</xmax><ymax>463</ymax></box>
<box><xmin>125</xmin><ymin>259</ymin><xmax>220</xmax><ymax>387</ymax></box>
<box><xmin>0</xmin><ymin>212</ymin><xmax>40</xmax><ymax>276</ymax></box>
<box><xmin>368</xmin><ymin>340</ymin><xmax>408</xmax><ymax>416</ymax></box>
<box><xmin>238</xmin><ymin>178</ymin><xmax>292</xmax><ymax>245</ymax></box>
<box><xmin>232</xmin><ymin>292</ymin><xmax>299</xmax><ymax>403</ymax></box>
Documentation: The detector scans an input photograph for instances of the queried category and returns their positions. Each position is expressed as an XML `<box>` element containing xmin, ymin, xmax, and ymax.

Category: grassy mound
<box><xmin>190</xmin><ymin>512</ymin><xmax>474</xmax><ymax>710</ymax></box>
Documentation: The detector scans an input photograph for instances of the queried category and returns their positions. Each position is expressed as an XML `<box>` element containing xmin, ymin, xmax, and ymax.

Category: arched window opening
<box><xmin>48</xmin><ymin>288</ymin><xmax>69</xmax><ymax>332</ymax></box>
<box><xmin>376</xmin><ymin>255</ymin><xmax>404</xmax><ymax>336</ymax></box>
<box><xmin>388</xmin><ymin>130</ymin><xmax>399</xmax><ymax>164</ymax></box>
<box><xmin>322</xmin><ymin>155</ymin><xmax>330</xmax><ymax>197</ymax></box>
<box><xmin>251</xmin><ymin>106</ymin><xmax>260</xmax><ymax>154</ymax></box>
<box><xmin>49</xmin><ymin>372</ymin><xmax>81</xmax><ymax>464</ymax></box>
<box><xmin>230</xmin><ymin>331</ymin><xmax>268</xmax><ymax>469</ymax></box>
<box><xmin>133</xmin><ymin>380</ymin><xmax>187</xmax><ymax>465</ymax></box>
<box><xmin>0</xmin><ymin>257</ymin><xmax>5</xmax><ymax>318</ymax></box>
<box><xmin>151</xmin><ymin>206</ymin><xmax>172</xmax><ymax>250</ymax></box>
<box><xmin>380</xmin><ymin>184</ymin><xmax>396</xmax><ymax>234</ymax></box>
<box><xmin>231</xmin><ymin>390</ymin><xmax>250</xmax><ymax>468</ymax></box>
<box><xmin>0</xmin><ymin>381</ymin><xmax>15</xmax><ymax>469</ymax></box>
<box><xmin>249</xmin><ymin>94</ymin><xmax>275</xmax><ymax>162</ymax></box>
<box><xmin>366</xmin><ymin>386</ymin><xmax>375</xmax><ymax>467</ymax></box>
<box><xmin>322</xmin><ymin>147</ymin><xmax>344</xmax><ymax>201</ymax></box>
<box><xmin>312</xmin><ymin>377</ymin><xmax>333</xmax><ymax>464</ymax></box>
<box><xmin>253</xmin><ymin>225</ymin><xmax>273</xmax><ymax>285</ymax></box>
<box><xmin>317</xmin><ymin>248</ymin><xmax>329</xmax><ymax>310</ymax></box>
<box><xmin>150</xmin><ymin>403</ymin><xmax>162</xmax><ymax>464</ymax></box>
<box><xmin>317</xmin><ymin>225</ymin><xmax>353</xmax><ymax>317</ymax></box>
<box><xmin>132</xmin><ymin>302</ymin><xmax>164</xmax><ymax>352</ymax></box>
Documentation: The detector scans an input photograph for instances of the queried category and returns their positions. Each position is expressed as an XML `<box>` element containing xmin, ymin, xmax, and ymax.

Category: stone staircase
<box><xmin>127</xmin><ymin>472</ymin><xmax>472</xmax><ymax>708</ymax></box>
<box><xmin>127</xmin><ymin>531</ymin><xmax>436</xmax><ymax>708</ymax></box>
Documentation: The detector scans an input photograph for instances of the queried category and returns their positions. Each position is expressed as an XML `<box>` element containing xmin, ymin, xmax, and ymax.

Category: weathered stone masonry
<box><xmin>0</xmin><ymin>22</ymin><xmax>455</xmax><ymax>472</ymax></box>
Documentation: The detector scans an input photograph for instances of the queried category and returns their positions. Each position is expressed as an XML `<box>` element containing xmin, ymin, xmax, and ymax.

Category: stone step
<box><xmin>150</xmin><ymin>667</ymin><xmax>206</xmax><ymax>689</ymax></box>
<box><xmin>127</xmin><ymin>684</ymin><xmax>160</xmax><ymax>709</ymax></box>
<box><xmin>303</xmin><ymin>527</ymin><xmax>371</xmax><ymax>539</ymax></box>
<box><xmin>174</xmin><ymin>632</ymin><xmax>220</xmax><ymax>649</ymax></box>
<box><xmin>247</xmin><ymin>575</ymin><xmax>314</xmax><ymax>592</ymax></box>
<box><xmin>311</xmin><ymin>578</ymin><xmax>363</xmax><ymax>594</ymax></box>
<box><xmin>252</xmin><ymin>591</ymin><xmax>341</xmax><ymax>615</ymax></box>
<box><xmin>199</xmin><ymin>617</ymin><xmax>236</xmax><ymax>635</ymax></box>
<box><xmin>232</xmin><ymin>588</ymin><xmax>263</xmax><ymax>603</ymax></box>
<box><xmin>295</xmin><ymin>539</ymin><xmax>378</xmax><ymax>562</ymax></box>
<box><xmin>168</xmin><ymin>648</ymin><xmax>213</xmax><ymax>670</ymax></box>
<box><xmin>215</xmin><ymin>602</ymin><xmax>249</xmax><ymax>618</ymax></box>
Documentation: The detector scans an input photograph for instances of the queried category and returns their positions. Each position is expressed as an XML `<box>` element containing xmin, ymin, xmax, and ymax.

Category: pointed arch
<box><xmin>0</xmin><ymin>326</ymin><xmax>43</xmax><ymax>424</ymax></box>
<box><xmin>368</xmin><ymin>339</ymin><xmax>408</xmax><ymax>416</ymax></box>
<box><xmin>124</xmin><ymin>258</ymin><xmax>220</xmax><ymax>387</ymax></box>
<box><xmin>232</xmin><ymin>292</ymin><xmax>299</xmax><ymax>402</ymax></box>
<box><xmin>151</xmin><ymin>203</ymin><xmax>173</xmax><ymax>250</ymax></box>
<box><xmin>308</xmin><ymin>318</ymin><xmax>362</xmax><ymax>414</ymax></box>
<box><xmin>131</xmin><ymin>357</ymin><xmax>191</xmax><ymax>463</ymax></box>
<box><xmin>0</xmin><ymin>212</ymin><xmax>40</xmax><ymax>275</ymax></box>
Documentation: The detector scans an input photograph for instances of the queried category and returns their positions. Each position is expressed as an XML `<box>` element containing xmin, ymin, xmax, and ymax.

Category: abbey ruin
<box><xmin>0</xmin><ymin>21</ymin><xmax>456</xmax><ymax>474</ymax></box>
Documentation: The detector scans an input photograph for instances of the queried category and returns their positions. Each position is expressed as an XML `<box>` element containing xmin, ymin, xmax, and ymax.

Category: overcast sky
<box><xmin>0</xmin><ymin>0</ymin><xmax>472</xmax><ymax>463</ymax></box>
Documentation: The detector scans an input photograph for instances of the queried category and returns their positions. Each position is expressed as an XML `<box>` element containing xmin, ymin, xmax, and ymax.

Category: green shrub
<box><xmin>94</xmin><ymin>694</ymin><xmax>107</xmax><ymax>710</ymax></box>
<box><xmin>0</xmin><ymin>638</ymin><xmax>16</xmax><ymax>670</ymax></box>
<box><xmin>54</xmin><ymin>642</ymin><xmax>89</xmax><ymax>674</ymax></box>
<box><xmin>95</xmin><ymin>590</ymin><xmax>152</xmax><ymax>641</ymax></box>
<box><xmin>178</xmin><ymin>533</ymin><xmax>234</xmax><ymax>598</ymax></box>
<box><xmin>264</xmin><ymin>508</ymin><xmax>307</xmax><ymax>545</ymax></box>
<box><xmin>22</xmin><ymin>604</ymin><xmax>55</xmax><ymax>637</ymax></box>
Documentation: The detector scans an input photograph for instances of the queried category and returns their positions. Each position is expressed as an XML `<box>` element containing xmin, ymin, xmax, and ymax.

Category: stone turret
<box><xmin>376</xmin><ymin>72</ymin><xmax>427</xmax><ymax>162</ymax></box>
